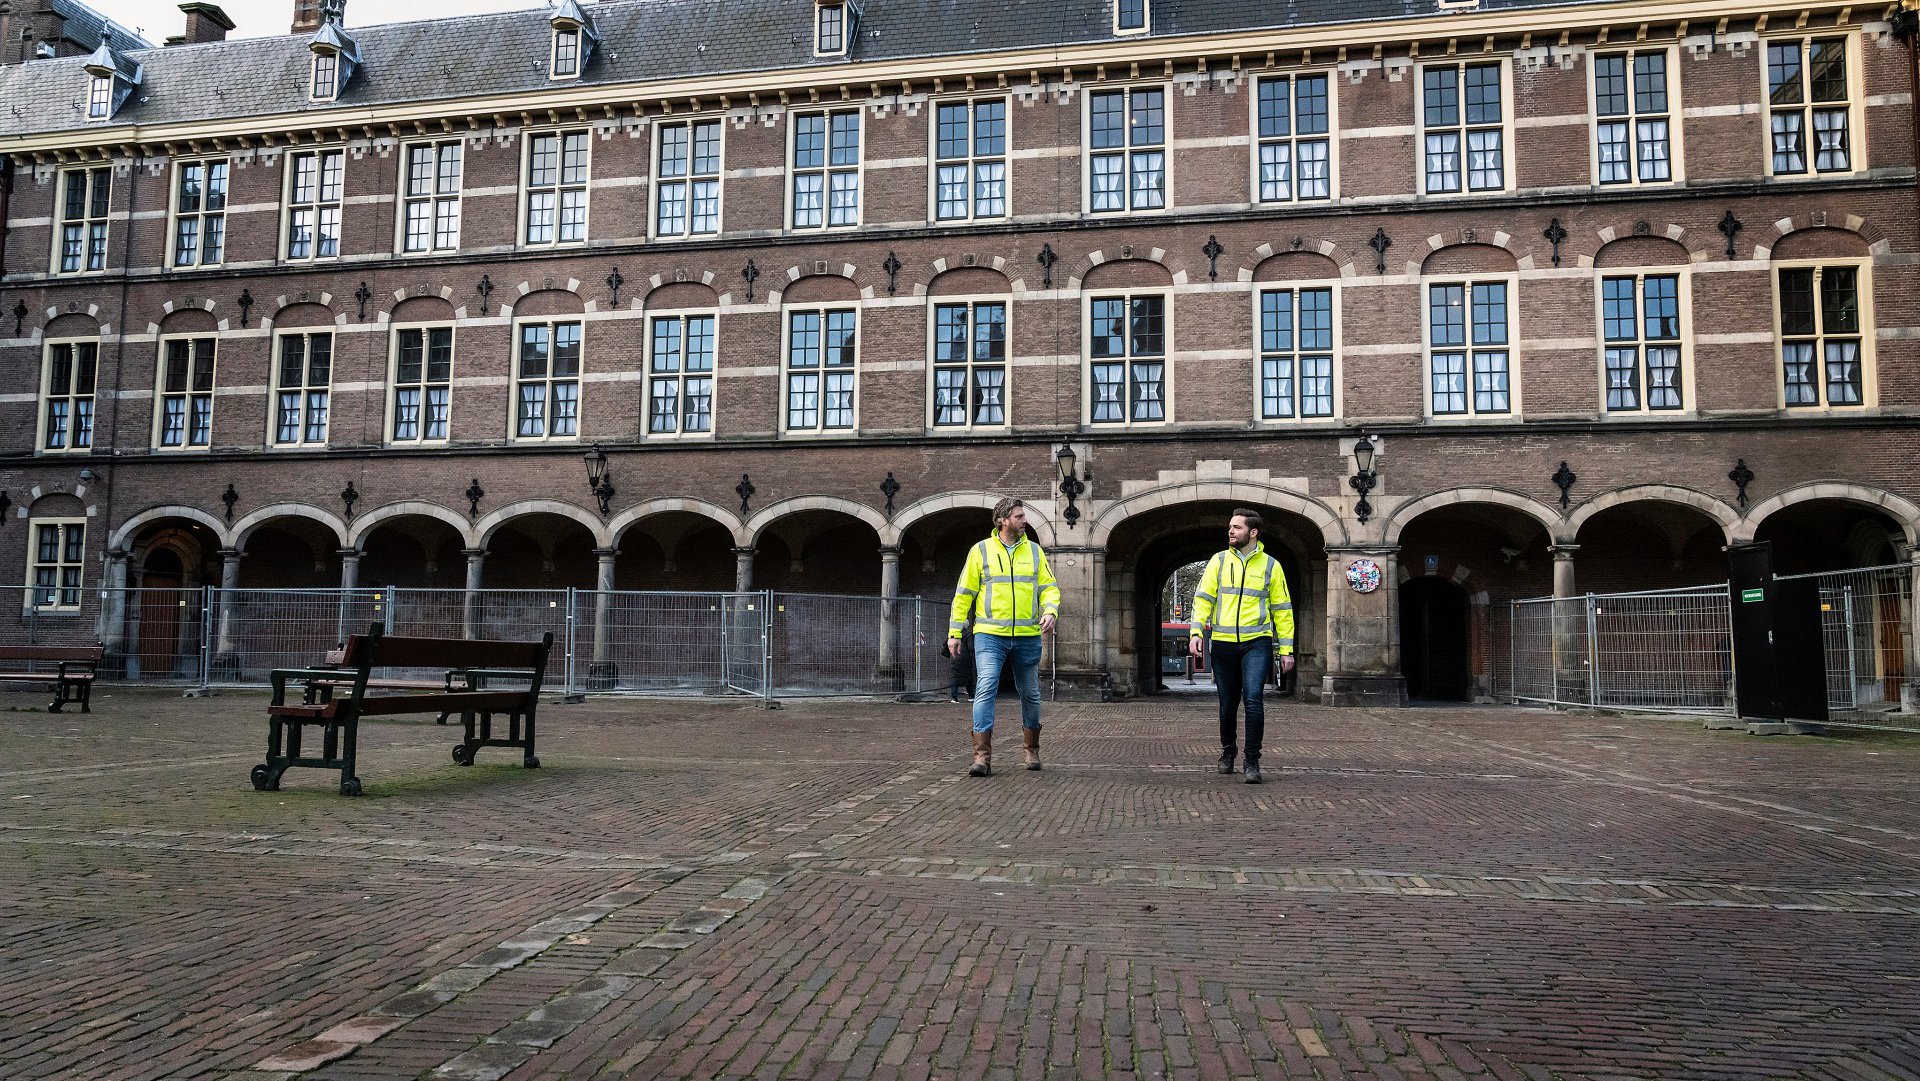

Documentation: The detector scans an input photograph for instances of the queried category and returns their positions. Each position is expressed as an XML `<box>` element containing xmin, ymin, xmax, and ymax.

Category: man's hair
<box><xmin>992</xmin><ymin>497</ymin><xmax>1026</xmax><ymax>527</ymax></box>
<box><xmin>1231</xmin><ymin>508</ymin><xmax>1264</xmax><ymax>538</ymax></box>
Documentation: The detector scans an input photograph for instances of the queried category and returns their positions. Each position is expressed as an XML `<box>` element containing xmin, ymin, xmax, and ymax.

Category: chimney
<box><xmin>177</xmin><ymin>2</ymin><xmax>233</xmax><ymax>44</ymax></box>
<box><xmin>291</xmin><ymin>0</ymin><xmax>321</xmax><ymax>34</ymax></box>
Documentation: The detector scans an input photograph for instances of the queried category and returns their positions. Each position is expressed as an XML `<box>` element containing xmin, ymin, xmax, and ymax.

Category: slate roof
<box><xmin>52</xmin><ymin>0</ymin><xmax>153</xmax><ymax>57</ymax></box>
<box><xmin>1</xmin><ymin>0</ymin><xmax>1604</xmax><ymax>141</ymax></box>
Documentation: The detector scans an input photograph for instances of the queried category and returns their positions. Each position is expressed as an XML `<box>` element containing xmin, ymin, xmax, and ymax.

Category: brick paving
<box><xmin>2</xmin><ymin>686</ymin><xmax>1919</xmax><ymax>1080</ymax></box>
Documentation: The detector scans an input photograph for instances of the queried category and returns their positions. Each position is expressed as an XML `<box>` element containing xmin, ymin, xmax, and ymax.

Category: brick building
<box><xmin>1</xmin><ymin>0</ymin><xmax>1916</xmax><ymax>704</ymax></box>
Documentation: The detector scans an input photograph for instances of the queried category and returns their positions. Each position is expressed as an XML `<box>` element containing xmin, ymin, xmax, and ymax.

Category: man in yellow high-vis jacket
<box><xmin>1188</xmin><ymin>508</ymin><xmax>1294</xmax><ymax>784</ymax></box>
<box><xmin>948</xmin><ymin>497</ymin><xmax>1061</xmax><ymax>777</ymax></box>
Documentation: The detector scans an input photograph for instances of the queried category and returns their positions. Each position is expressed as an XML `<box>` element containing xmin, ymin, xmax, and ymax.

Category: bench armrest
<box><xmin>462</xmin><ymin>667</ymin><xmax>538</xmax><ymax>683</ymax></box>
<box><xmin>55</xmin><ymin>659</ymin><xmax>98</xmax><ymax>679</ymax></box>
<box><xmin>270</xmin><ymin>666</ymin><xmax>359</xmax><ymax>704</ymax></box>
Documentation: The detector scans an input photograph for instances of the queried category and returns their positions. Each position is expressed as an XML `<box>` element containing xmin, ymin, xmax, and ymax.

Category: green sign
<box><xmin>1741</xmin><ymin>588</ymin><xmax>1764</xmax><ymax>603</ymax></box>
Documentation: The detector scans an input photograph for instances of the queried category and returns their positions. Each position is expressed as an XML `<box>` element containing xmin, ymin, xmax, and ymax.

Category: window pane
<box><xmin>1768</xmin><ymin>43</ymin><xmax>1804</xmax><ymax>105</ymax></box>
<box><xmin>1257</xmin><ymin>78</ymin><xmax>1290</xmax><ymax>138</ymax></box>
<box><xmin>974</xmin><ymin>100</ymin><xmax>1005</xmax><ymax>156</ymax></box>
<box><xmin>1809</xmin><ymin>39</ymin><xmax>1847</xmax><ymax>102</ymax></box>
<box><xmin>1463</xmin><ymin>64</ymin><xmax>1501</xmax><ymax>125</ymax></box>
<box><xmin>1090</xmin><ymin>91</ymin><xmax>1125</xmax><ymax>149</ymax></box>
<box><xmin>1423</xmin><ymin>67</ymin><xmax>1459</xmax><ymax>126</ymax></box>
<box><xmin>1633</xmin><ymin>53</ymin><xmax>1668</xmax><ymax>113</ymax></box>
<box><xmin>1821</xmin><ymin>267</ymin><xmax>1859</xmax><ymax>333</ymax></box>
<box><xmin>1129</xmin><ymin>89</ymin><xmax>1164</xmax><ymax>145</ymax></box>
<box><xmin>1594</xmin><ymin>55</ymin><xmax>1629</xmax><ymax>116</ymax></box>
<box><xmin>1295</xmin><ymin>76</ymin><xmax>1329</xmax><ymax>135</ymax></box>
<box><xmin>1778</xmin><ymin>268</ymin><xmax>1816</xmax><ymax>336</ymax></box>
<box><xmin>936</xmin><ymin>103</ymin><xmax>969</xmax><ymax>159</ymax></box>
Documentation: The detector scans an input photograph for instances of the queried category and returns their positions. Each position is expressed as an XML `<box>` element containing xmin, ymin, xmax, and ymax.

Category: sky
<box><xmin>90</xmin><ymin>0</ymin><xmax>545</xmax><ymax>43</ymax></box>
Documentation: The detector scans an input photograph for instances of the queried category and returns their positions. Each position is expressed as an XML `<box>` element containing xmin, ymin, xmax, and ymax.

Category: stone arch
<box><xmin>389</xmin><ymin>295</ymin><xmax>458</xmax><ymax>324</ymax></box>
<box><xmin>1382</xmin><ymin>487</ymin><xmax>1561</xmax><ymax>546</ymax></box>
<box><xmin>609</xmin><ymin>497</ymin><xmax>749</xmax><ymax>548</ymax></box>
<box><xmin>1753</xmin><ymin>214</ymin><xmax>1892</xmax><ymax>260</ymax></box>
<box><xmin>1410</xmin><ymin>229</ymin><xmax>1525</xmax><ymax>273</ymax></box>
<box><xmin>476</xmin><ymin>499</ymin><xmax>612</xmax><ymax>549</ymax></box>
<box><xmin>505</xmin><ymin>285</ymin><xmax>589</xmax><ymax>320</ymax></box>
<box><xmin>644</xmin><ymin>280</ymin><xmax>721</xmax><ymax>310</ymax></box>
<box><xmin>151</xmin><ymin>306</ymin><xmax>219</xmax><ymax>336</ymax></box>
<box><xmin>1417</xmin><ymin>241</ymin><xmax>1520</xmax><ymax>276</ymax></box>
<box><xmin>148</xmin><ymin>294</ymin><xmax>230</xmax><ymax>334</ymax></box>
<box><xmin>769</xmin><ymin>264</ymin><xmax>863</xmax><ymax>305</ymax></box>
<box><xmin>268</xmin><ymin>300</ymin><xmax>340</xmax><ymax>330</ymax></box>
<box><xmin>925</xmin><ymin>263</ymin><xmax>1012</xmax><ymax>298</ymax></box>
<box><xmin>1738</xmin><ymin>482</ymin><xmax>1920</xmax><ymax>547</ymax></box>
<box><xmin>231</xmin><ymin>503</ymin><xmax>350</xmax><ymax>551</ymax></box>
<box><xmin>1587</xmin><ymin>220</ymin><xmax>1705</xmax><ymax>267</ymax></box>
<box><xmin>345</xmin><ymin>500</ymin><xmax>476</xmax><ymax>549</ymax></box>
<box><xmin>379</xmin><ymin>284</ymin><xmax>464</xmax><ymax>322</ymax></box>
<box><xmin>1567</xmin><ymin>484</ymin><xmax>1740</xmax><ymax>544</ymax></box>
<box><xmin>1067</xmin><ymin>247</ymin><xmax>1184</xmax><ymax>289</ymax></box>
<box><xmin>111</xmin><ymin>504</ymin><xmax>232</xmax><ymax>550</ymax></box>
<box><xmin>746</xmin><ymin>496</ymin><xmax>890</xmax><ymax>548</ymax></box>
<box><xmin>1238</xmin><ymin>238</ymin><xmax>1357</xmax><ymax>281</ymax></box>
<box><xmin>1593</xmin><ymin>234</ymin><xmax>1694</xmax><ymax>269</ymax></box>
<box><xmin>890</xmin><ymin>493</ymin><xmax>1056</xmax><ymax>549</ymax></box>
<box><xmin>1088</xmin><ymin>482</ymin><xmax>1346</xmax><ymax>550</ymax></box>
<box><xmin>44</xmin><ymin>312</ymin><xmax>104</xmax><ymax>340</ymax></box>
<box><xmin>41</xmin><ymin>303</ymin><xmax>107</xmax><ymax>342</ymax></box>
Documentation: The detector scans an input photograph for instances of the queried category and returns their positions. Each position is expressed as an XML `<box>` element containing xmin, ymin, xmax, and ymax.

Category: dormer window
<box><xmin>306</xmin><ymin>18</ymin><xmax>359</xmax><ymax>104</ymax></box>
<box><xmin>87</xmin><ymin>75</ymin><xmax>112</xmax><ymax>118</ymax></box>
<box><xmin>548</xmin><ymin>0</ymin><xmax>598</xmax><ymax>80</ymax></box>
<box><xmin>311</xmin><ymin>50</ymin><xmax>338</xmax><ymax>100</ymax></box>
<box><xmin>1115</xmin><ymin>0</ymin><xmax>1148</xmax><ymax>34</ymax></box>
<box><xmin>816</xmin><ymin>1</ymin><xmax>845</xmax><ymax>54</ymax></box>
<box><xmin>81</xmin><ymin>33</ymin><xmax>140</xmax><ymax>121</ymax></box>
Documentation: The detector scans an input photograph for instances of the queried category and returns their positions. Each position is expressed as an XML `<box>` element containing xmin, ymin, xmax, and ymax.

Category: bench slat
<box><xmin>355</xmin><ymin>691</ymin><xmax>530</xmax><ymax>716</ymax></box>
<box><xmin>0</xmin><ymin>647</ymin><xmax>103</xmax><ymax>662</ymax></box>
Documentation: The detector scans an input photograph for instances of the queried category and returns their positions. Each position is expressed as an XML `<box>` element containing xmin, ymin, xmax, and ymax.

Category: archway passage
<box><xmin>1395</xmin><ymin>502</ymin><xmax>1554</xmax><ymax>702</ymax></box>
<box><xmin>123</xmin><ymin>515</ymin><xmax>223</xmax><ymax>681</ymax></box>
<box><xmin>1572</xmin><ymin>501</ymin><xmax>1729</xmax><ymax>591</ymax></box>
<box><xmin>1103</xmin><ymin>500</ymin><xmax>1325</xmax><ymax>699</ymax></box>
<box><xmin>1753</xmin><ymin>500</ymin><xmax>1907</xmax><ymax>574</ymax></box>
<box><xmin>1400</xmin><ymin>577</ymin><xmax>1471</xmax><ymax>701</ymax></box>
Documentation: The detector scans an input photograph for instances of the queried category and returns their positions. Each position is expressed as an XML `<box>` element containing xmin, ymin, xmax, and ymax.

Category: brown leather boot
<box><xmin>969</xmin><ymin>729</ymin><xmax>992</xmax><ymax>776</ymax></box>
<box><xmin>1023</xmin><ymin>725</ymin><xmax>1042</xmax><ymax>771</ymax></box>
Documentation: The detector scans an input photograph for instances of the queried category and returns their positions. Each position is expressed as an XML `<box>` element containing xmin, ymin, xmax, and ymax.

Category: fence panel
<box><xmin>1782</xmin><ymin>563</ymin><xmax>1917</xmax><ymax>731</ymax></box>
<box><xmin>570</xmin><ymin>590</ymin><xmax>766</xmax><ymax>697</ymax></box>
<box><xmin>767</xmin><ymin>592</ymin><xmax>935</xmax><ymax>698</ymax></box>
<box><xmin>387</xmin><ymin>587</ymin><xmax>572</xmax><ymax>688</ymax></box>
<box><xmin>1511</xmin><ymin>588</ymin><xmax>1730</xmax><ymax>714</ymax></box>
<box><xmin>204</xmin><ymin>588</ymin><xmax>387</xmax><ymax>687</ymax></box>
<box><xmin>116</xmin><ymin>587</ymin><xmax>208</xmax><ymax>684</ymax></box>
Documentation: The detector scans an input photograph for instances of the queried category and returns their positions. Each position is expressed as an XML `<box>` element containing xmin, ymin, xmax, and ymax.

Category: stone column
<box><xmin>588</xmin><ymin>546</ymin><xmax>618</xmax><ymax>689</ymax></box>
<box><xmin>876</xmin><ymin>545</ymin><xmax>902</xmax><ymax>687</ymax></box>
<box><xmin>333</xmin><ymin>547</ymin><xmax>362</xmax><ymax>645</ymax></box>
<box><xmin>211</xmin><ymin>547</ymin><xmax>243</xmax><ymax>678</ymax></box>
<box><xmin>1320</xmin><ymin>545</ymin><xmax>1405</xmax><ymax>707</ymax></box>
<box><xmin>733</xmin><ymin>546</ymin><xmax>755</xmax><ymax>592</ymax></box>
<box><xmin>462</xmin><ymin>547</ymin><xmax>486</xmax><ymax>639</ymax></box>
<box><xmin>99</xmin><ymin>548</ymin><xmax>130</xmax><ymax>677</ymax></box>
<box><xmin>1548</xmin><ymin>544</ymin><xmax>1586</xmax><ymax>705</ymax></box>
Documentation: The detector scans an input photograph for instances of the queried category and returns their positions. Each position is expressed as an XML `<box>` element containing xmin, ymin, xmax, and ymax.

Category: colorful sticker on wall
<box><xmin>1346</xmin><ymin>558</ymin><xmax>1382</xmax><ymax>594</ymax></box>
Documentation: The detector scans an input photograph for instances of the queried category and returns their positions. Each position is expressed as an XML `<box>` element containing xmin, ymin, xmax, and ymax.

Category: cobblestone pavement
<box><xmin>3</xmin><ymin>686</ymin><xmax>1919</xmax><ymax>1081</ymax></box>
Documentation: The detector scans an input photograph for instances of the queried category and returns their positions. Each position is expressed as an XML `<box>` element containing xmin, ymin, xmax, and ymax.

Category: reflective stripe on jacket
<box><xmin>948</xmin><ymin>533</ymin><xmax>1062</xmax><ymax>639</ymax></box>
<box><xmin>1189</xmin><ymin>542</ymin><xmax>1295</xmax><ymax>652</ymax></box>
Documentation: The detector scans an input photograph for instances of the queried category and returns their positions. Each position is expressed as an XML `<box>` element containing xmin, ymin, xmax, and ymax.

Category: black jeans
<box><xmin>1210</xmin><ymin>636</ymin><xmax>1272</xmax><ymax>763</ymax></box>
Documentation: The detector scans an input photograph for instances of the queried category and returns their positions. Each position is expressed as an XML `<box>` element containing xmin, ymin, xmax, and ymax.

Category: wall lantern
<box><xmin>1057</xmin><ymin>443</ymin><xmax>1087</xmax><ymax>528</ymax></box>
<box><xmin>583</xmin><ymin>444</ymin><xmax>616</xmax><ymax>517</ymax></box>
<box><xmin>1349</xmin><ymin>437</ymin><xmax>1378</xmax><ymax>524</ymax></box>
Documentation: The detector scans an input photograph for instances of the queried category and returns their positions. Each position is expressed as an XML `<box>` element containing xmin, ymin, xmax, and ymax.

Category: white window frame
<box><xmin>782</xmin><ymin>305</ymin><xmax>860</xmax><ymax>434</ymax></box>
<box><xmin>387</xmin><ymin>322</ymin><xmax>456</xmax><ymax>446</ymax></box>
<box><xmin>152</xmin><ymin>334</ymin><xmax>218</xmax><ymax>451</ymax></box>
<box><xmin>1772</xmin><ymin>258</ymin><xmax>1875</xmax><ymax>410</ymax></box>
<box><xmin>551</xmin><ymin>26</ymin><xmax>582</xmax><ymax>79</ymax></box>
<box><xmin>1251</xmin><ymin>71</ymin><xmax>1337</xmax><ymax>204</ymax></box>
<box><xmin>788</xmin><ymin>107</ymin><xmax>863</xmax><ymax>231</ymax></box>
<box><xmin>511</xmin><ymin>318</ymin><xmax>584</xmax><ymax>443</ymax></box>
<box><xmin>930</xmin><ymin>96</ymin><xmax>1009</xmax><ymax>223</ymax></box>
<box><xmin>87</xmin><ymin>74</ymin><xmax>112</xmax><ymax>118</ymax></box>
<box><xmin>270</xmin><ymin>330</ymin><xmax>334</xmax><ymax>447</ymax></box>
<box><xmin>1418</xmin><ymin>60</ymin><xmax>1512</xmax><ymax>196</ymax></box>
<box><xmin>1596</xmin><ymin>270</ymin><xmax>1693</xmax><ymax>415</ymax></box>
<box><xmin>928</xmin><ymin>295</ymin><xmax>1011</xmax><ymax>432</ymax></box>
<box><xmin>1113</xmin><ymin>0</ymin><xmax>1148</xmax><ymax>35</ymax></box>
<box><xmin>282</xmin><ymin>148</ymin><xmax>345</xmax><ymax>262</ymax></box>
<box><xmin>1763</xmin><ymin>34</ymin><xmax>1864</xmax><ymax>178</ymax></box>
<box><xmin>26</xmin><ymin>519</ymin><xmax>87</xmax><ymax>612</ymax></box>
<box><xmin>397</xmin><ymin>140</ymin><xmax>462</xmax><ymax>254</ymax></box>
<box><xmin>1085</xmin><ymin>290</ymin><xmax>1173</xmax><ymax>427</ymax></box>
<box><xmin>1085</xmin><ymin>85</ymin><xmax>1169</xmax><ymax>215</ymax></box>
<box><xmin>646</xmin><ymin>310</ymin><xmax>718</xmax><ymax>439</ymax></box>
<box><xmin>310</xmin><ymin>49</ymin><xmax>339</xmax><ymax>102</ymax></box>
<box><xmin>37</xmin><ymin>337</ymin><xmax>100</xmax><ymax>454</ymax></box>
<box><xmin>53</xmin><ymin>166</ymin><xmax>111</xmax><ymax>276</ymax></box>
<box><xmin>1589</xmin><ymin>47</ymin><xmax>1682</xmax><ymax>186</ymax></box>
<box><xmin>814</xmin><ymin>0</ymin><xmax>847</xmax><ymax>56</ymax></box>
<box><xmin>167</xmin><ymin>157</ymin><xmax>229</xmax><ymax>269</ymax></box>
<box><xmin>1422</xmin><ymin>276</ymin><xmax>1521</xmax><ymax>419</ymax></box>
<box><xmin>651</xmin><ymin>118</ymin><xmax>724</xmax><ymax>240</ymax></box>
<box><xmin>521</xmin><ymin>129</ymin><xmax>591</xmax><ymax>247</ymax></box>
<box><xmin>1254</xmin><ymin>283</ymin><xmax>1342</xmax><ymax>423</ymax></box>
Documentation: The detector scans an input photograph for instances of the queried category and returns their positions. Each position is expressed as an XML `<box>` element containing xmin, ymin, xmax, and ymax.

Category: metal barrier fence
<box><xmin>1782</xmin><ymin>562</ymin><xmax>1917</xmax><ymax>732</ymax></box>
<box><xmin>1511</xmin><ymin>586</ymin><xmax>1734</xmax><ymax>714</ymax></box>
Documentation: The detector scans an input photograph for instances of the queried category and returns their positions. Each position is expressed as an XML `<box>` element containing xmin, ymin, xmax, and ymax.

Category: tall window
<box><xmin>1115</xmin><ymin>0</ymin><xmax>1147</xmax><ymax>32</ymax></box>
<box><xmin>171</xmin><ymin>159</ymin><xmax>228</xmax><ymax>267</ymax></box>
<box><xmin>273</xmin><ymin>333</ymin><xmax>333</xmax><ymax>446</ymax></box>
<box><xmin>156</xmin><ymin>337</ymin><xmax>217</xmax><ymax>449</ymax></box>
<box><xmin>1427</xmin><ymin>282</ymin><xmax>1511</xmax><ymax>415</ymax></box>
<box><xmin>285</xmin><ymin>149</ymin><xmax>343</xmax><ymax>261</ymax></box>
<box><xmin>87</xmin><ymin>75</ymin><xmax>111</xmax><ymax>118</ymax></box>
<box><xmin>815</xmin><ymin>1</ymin><xmax>845</xmax><ymax>53</ymax></box>
<box><xmin>791</xmin><ymin>109</ymin><xmax>860</xmax><ymax>229</ymax></box>
<box><xmin>1594</xmin><ymin>51</ymin><xmax>1673</xmax><ymax>184</ymax></box>
<box><xmin>515</xmin><ymin>321</ymin><xmax>582</xmax><ymax>440</ymax></box>
<box><xmin>647</xmin><ymin>314</ymin><xmax>715</xmax><ymax>435</ymax></box>
<box><xmin>932</xmin><ymin>301</ymin><xmax>1007</xmax><ymax>428</ymax></box>
<box><xmin>1768</xmin><ymin>37</ymin><xmax>1854</xmax><ymax>175</ymax></box>
<box><xmin>29</xmin><ymin>521</ymin><xmax>86</xmax><ymax>611</ymax></box>
<box><xmin>56</xmin><ymin>167</ymin><xmax>110</xmax><ymax>275</ymax></box>
<box><xmin>1601</xmin><ymin>274</ymin><xmax>1683</xmax><ymax>412</ymax></box>
<box><xmin>1259</xmin><ymin>288</ymin><xmax>1335</xmax><ymax>419</ymax></box>
<box><xmin>525</xmin><ymin>131</ymin><xmax>589</xmax><ymax>245</ymax></box>
<box><xmin>311</xmin><ymin>50</ymin><xmax>338</xmax><ymax>100</ymax></box>
<box><xmin>552</xmin><ymin>28</ymin><xmax>580</xmax><ymax>76</ymax></box>
<box><xmin>1089</xmin><ymin>88</ymin><xmax>1166</xmax><ymax>213</ymax></box>
<box><xmin>1256</xmin><ymin>74</ymin><xmax>1332</xmax><ymax>203</ymax></box>
<box><xmin>934</xmin><ymin>99</ymin><xmax>1007</xmax><ymax>221</ymax></box>
<box><xmin>391</xmin><ymin>326</ymin><xmax>453</xmax><ymax>443</ymax></box>
<box><xmin>1422</xmin><ymin>62</ymin><xmax>1505</xmax><ymax>194</ymax></box>
<box><xmin>40</xmin><ymin>341</ymin><xmax>98</xmax><ymax>452</ymax></box>
<box><xmin>785</xmin><ymin>308</ymin><xmax>857</xmax><ymax>431</ymax></box>
<box><xmin>655</xmin><ymin>120</ymin><xmax>722</xmax><ymax>237</ymax></box>
<box><xmin>1778</xmin><ymin>264</ymin><xmax>1866</xmax><ymax>408</ymax></box>
<box><xmin>1089</xmin><ymin>294</ymin><xmax>1167</xmax><ymax>425</ymax></box>
<box><xmin>401</xmin><ymin>141</ymin><xmax>462</xmax><ymax>253</ymax></box>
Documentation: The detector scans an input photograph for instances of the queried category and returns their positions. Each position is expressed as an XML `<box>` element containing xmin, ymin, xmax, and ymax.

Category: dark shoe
<box><xmin>950</xmin><ymin>687</ymin><xmax>961</xmax><ymax>702</ymax></box>
<box><xmin>1216</xmin><ymin>752</ymin><xmax>1235</xmax><ymax>775</ymax></box>
<box><xmin>1243</xmin><ymin>762</ymin><xmax>1262</xmax><ymax>784</ymax></box>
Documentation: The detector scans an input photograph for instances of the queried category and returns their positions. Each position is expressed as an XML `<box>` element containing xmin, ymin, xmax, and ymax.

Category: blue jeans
<box><xmin>1210</xmin><ymin>637</ymin><xmax>1272</xmax><ymax>763</ymax></box>
<box><xmin>972</xmin><ymin>633</ymin><xmax>1042</xmax><ymax>734</ymax></box>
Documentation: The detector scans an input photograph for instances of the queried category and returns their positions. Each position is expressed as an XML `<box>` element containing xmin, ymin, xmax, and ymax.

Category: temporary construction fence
<box><xmin>1510</xmin><ymin>562</ymin><xmax>1917</xmax><ymax>731</ymax></box>
<box><xmin>0</xmin><ymin>584</ymin><xmax>952</xmax><ymax>702</ymax></box>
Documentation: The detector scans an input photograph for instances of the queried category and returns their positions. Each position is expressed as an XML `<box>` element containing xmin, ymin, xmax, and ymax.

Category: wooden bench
<box><xmin>302</xmin><ymin>637</ymin><xmax>473</xmax><ymax>724</ymax></box>
<box><xmin>0</xmin><ymin>644</ymin><xmax>103</xmax><ymax>712</ymax></box>
<box><xmin>251</xmin><ymin>625</ymin><xmax>553</xmax><ymax>796</ymax></box>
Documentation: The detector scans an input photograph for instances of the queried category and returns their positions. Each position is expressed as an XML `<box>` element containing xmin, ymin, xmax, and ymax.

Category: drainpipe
<box><xmin>1897</xmin><ymin>5</ymin><xmax>1920</xmax><ymax>221</ymax></box>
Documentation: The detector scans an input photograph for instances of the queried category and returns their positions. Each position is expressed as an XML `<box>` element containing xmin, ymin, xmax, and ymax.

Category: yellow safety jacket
<box><xmin>1190</xmin><ymin>542</ymin><xmax>1294</xmax><ymax>653</ymax></box>
<box><xmin>949</xmin><ymin>533</ymin><xmax>1062</xmax><ymax>639</ymax></box>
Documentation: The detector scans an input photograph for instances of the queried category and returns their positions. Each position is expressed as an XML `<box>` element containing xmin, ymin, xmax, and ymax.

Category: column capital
<box><xmin>1324</xmin><ymin>544</ymin><xmax>1400</xmax><ymax>558</ymax></box>
<box><xmin>1549</xmin><ymin>543</ymin><xmax>1580</xmax><ymax>560</ymax></box>
<box><xmin>217</xmin><ymin>547</ymin><xmax>243</xmax><ymax>561</ymax></box>
<box><xmin>1049</xmin><ymin>545</ymin><xmax>1107</xmax><ymax>556</ymax></box>
<box><xmin>592</xmin><ymin>547</ymin><xmax>619</xmax><ymax>560</ymax></box>
<box><xmin>106</xmin><ymin>547</ymin><xmax>130</xmax><ymax>561</ymax></box>
<box><xmin>337</xmin><ymin>547</ymin><xmax>362</xmax><ymax>560</ymax></box>
<box><xmin>732</xmin><ymin>546</ymin><xmax>755</xmax><ymax>557</ymax></box>
<box><xmin>461</xmin><ymin>547</ymin><xmax>487</xmax><ymax>560</ymax></box>
<box><xmin>877</xmin><ymin>545</ymin><xmax>903</xmax><ymax>559</ymax></box>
